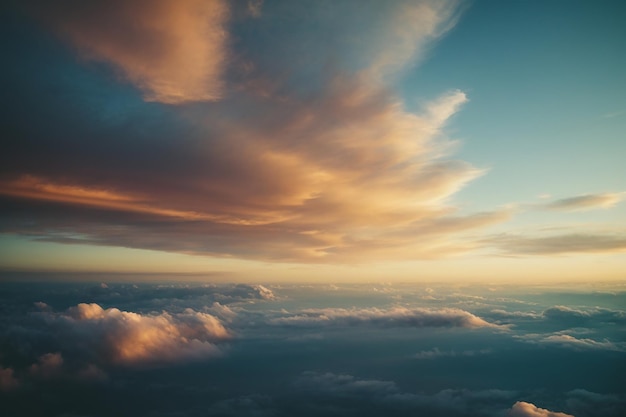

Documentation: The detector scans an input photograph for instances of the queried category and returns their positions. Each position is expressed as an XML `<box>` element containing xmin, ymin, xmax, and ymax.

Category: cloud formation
<box><xmin>508</xmin><ymin>401</ymin><xmax>573</xmax><ymax>417</ymax></box>
<box><xmin>27</xmin><ymin>0</ymin><xmax>229</xmax><ymax>103</ymax></box>
<box><xmin>271</xmin><ymin>306</ymin><xmax>501</xmax><ymax>329</ymax></box>
<box><xmin>544</xmin><ymin>193</ymin><xmax>623</xmax><ymax>211</ymax></box>
<box><xmin>42</xmin><ymin>303</ymin><xmax>231</xmax><ymax>365</ymax></box>
<box><xmin>413</xmin><ymin>347</ymin><xmax>492</xmax><ymax>359</ymax></box>
<box><xmin>490</xmin><ymin>233</ymin><xmax>626</xmax><ymax>255</ymax></box>
<box><xmin>294</xmin><ymin>372</ymin><xmax>518</xmax><ymax>416</ymax></box>
<box><xmin>0</xmin><ymin>0</ymin><xmax>511</xmax><ymax>264</ymax></box>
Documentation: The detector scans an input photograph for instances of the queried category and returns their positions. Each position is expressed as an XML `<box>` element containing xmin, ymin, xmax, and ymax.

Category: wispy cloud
<box><xmin>26</xmin><ymin>0</ymin><xmax>229</xmax><ymax>103</ymax></box>
<box><xmin>519</xmin><ymin>333</ymin><xmax>626</xmax><ymax>352</ymax></box>
<box><xmin>270</xmin><ymin>306</ymin><xmax>502</xmax><ymax>329</ymax></box>
<box><xmin>489</xmin><ymin>233</ymin><xmax>626</xmax><ymax>255</ymax></box>
<box><xmin>412</xmin><ymin>347</ymin><xmax>492</xmax><ymax>359</ymax></box>
<box><xmin>543</xmin><ymin>193</ymin><xmax>624</xmax><ymax>211</ymax></box>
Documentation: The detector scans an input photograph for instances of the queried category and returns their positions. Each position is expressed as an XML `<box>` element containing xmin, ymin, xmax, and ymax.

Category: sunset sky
<box><xmin>1</xmin><ymin>0</ymin><xmax>625</xmax><ymax>282</ymax></box>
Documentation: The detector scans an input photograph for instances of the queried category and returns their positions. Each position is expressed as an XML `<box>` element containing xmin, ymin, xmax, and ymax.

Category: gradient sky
<box><xmin>1</xmin><ymin>0</ymin><xmax>625</xmax><ymax>282</ymax></box>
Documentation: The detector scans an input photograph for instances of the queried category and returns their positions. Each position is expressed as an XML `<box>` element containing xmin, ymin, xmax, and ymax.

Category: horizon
<box><xmin>1</xmin><ymin>1</ymin><xmax>625</xmax><ymax>416</ymax></box>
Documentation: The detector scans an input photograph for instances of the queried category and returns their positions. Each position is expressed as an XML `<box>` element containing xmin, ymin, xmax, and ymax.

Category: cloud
<box><xmin>270</xmin><ymin>306</ymin><xmax>501</xmax><ymax>329</ymax></box>
<box><xmin>508</xmin><ymin>401</ymin><xmax>573</xmax><ymax>417</ymax></box>
<box><xmin>0</xmin><ymin>0</ymin><xmax>507</xmax><ymax>264</ymax></box>
<box><xmin>294</xmin><ymin>372</ymin><xmax>518</xmax><ymax>416</ymax></box>
<box><xmin>40</xmin><ymin>303</ymin><xmax>231</xmax><ymax>365</ymax></box>
<box><xmin>565</xmin><ymin>389</ymin><xmax>626</xmax><ymax>417</ymax></box>
<box><xmin>246</xmin><ymin>0</ymin><xmax>264</xmax><ymax>18</ymax></box>
<box><xmin>26</xmin><ymin>0</ymin><xmax>229</xmax><ymax>103</ymax></box>
<box><xmin>0</xmin><ymin>367</ymin><xmax>20</xmax><ymax>391</ymax></box>
<box><xmin>540</xmin><ymin>334</ymin><xmax>626</xmax><ymax>352</ymax></box>
<box><xmin>364</xmin><ymin>0</ymin><xmax>463</xmax><ymax>78</ymax></box>
<box><xmin>29</xmin><ymin>352</ymin><xmax>64</xmax><ymax>378</ymax></box>
<box><xmin>489</xmin><ymin>233</ymin><xmax>626</xmax><ymax>255</ymax></box>
<box><xmin>295</xmin><ymin>372</ymin><xmax>397</xmax><ymax>396</ymax></box>
<box><xmin>208</xmin><ymin>394</ymin><xmax>276</xmax><ymax>417</ymax></box>
<box><xmin>544</xmin><ymin>193</ymin><xmax>624</xmax><ymax>211</ymax></box>
<box><xmin>520</xmin><ymin>333</ymin><xmax>626</xmax><ymax>352</ymax></box>
<box><xmin>489</xmin><ymin>309</ymin><xmax>541</xmax><ymax>319</ymax></box>
<box><xmin>413</xmin><ymin>347</ymin><xmax>492</xmax><ymax>359</ymax></box>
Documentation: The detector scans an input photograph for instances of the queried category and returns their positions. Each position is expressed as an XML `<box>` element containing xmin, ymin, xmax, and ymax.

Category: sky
<box><xmin>1</xmin><ymin>0</ymin><xmax>626</xmax><ymax>283</ymax></box>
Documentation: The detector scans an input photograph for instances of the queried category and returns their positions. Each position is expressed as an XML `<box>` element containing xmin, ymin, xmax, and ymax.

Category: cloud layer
<box><xmin>271</xmin><ymin>306</ymin><xmax>501</xmax><ymax>329</ymax></box>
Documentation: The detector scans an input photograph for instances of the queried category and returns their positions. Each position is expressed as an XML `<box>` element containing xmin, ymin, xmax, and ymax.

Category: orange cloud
<box><xmin>29</xmin><ymin>0</ymin><xmax>229</xmax><ymax>104</ymax></box>
<box><xmin>3</xmin><ymin>0</ymin><xmax>511</xmax><ymax>263</ymax></box>
<box><xmin>508</xmin><ymin>401</ymin><xmax>573</xmax><ymax>417</ymax></box>
<box><xmin>60</xmin><ymin>303</ymin><xmax>230</xmax><ymax>365</ymax></box>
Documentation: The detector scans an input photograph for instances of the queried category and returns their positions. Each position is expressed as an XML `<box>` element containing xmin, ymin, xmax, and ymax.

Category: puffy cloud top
<box><xmin>49</xmin><ymin>303</ymin><xmax>230</xmax><ymax>365</ymax></box>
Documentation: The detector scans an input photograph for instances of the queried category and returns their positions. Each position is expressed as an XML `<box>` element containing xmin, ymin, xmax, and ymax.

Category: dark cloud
<box><xmin>565</xmin><ymin>389</ymin><xmax>626</xmax><ymax>417</ymax></box>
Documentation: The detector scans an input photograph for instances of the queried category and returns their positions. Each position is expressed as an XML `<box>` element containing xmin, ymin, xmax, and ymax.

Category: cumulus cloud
<box><xmin>544</xmin><ymin>193</ymin><xmax>624</xmax><ymax>211</ymax></box>
<box><xmin>271</xmin><ymin>306</ymin><xmax>501</xmax><ymax>329</ymax></box>
<box><xmin>42</xmin><ymin>303</ymin><xmax>231</xmax><ymax>365</ymax></box>
<box><xmin>26</xmin><ymin>0</ymin><xmax>229</xmax><ymax>103</ymax></box>
<box><xmin>508</xmin><ymin>401</ymin><xmax>573</xmax><ymax>417</ymax></box>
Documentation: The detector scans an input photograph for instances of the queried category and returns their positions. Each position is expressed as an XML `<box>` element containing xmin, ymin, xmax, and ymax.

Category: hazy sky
<box><xmin>1</xmin><ymin>0</ymin><xmax>625</xmax><ymax>282</ymax></box>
